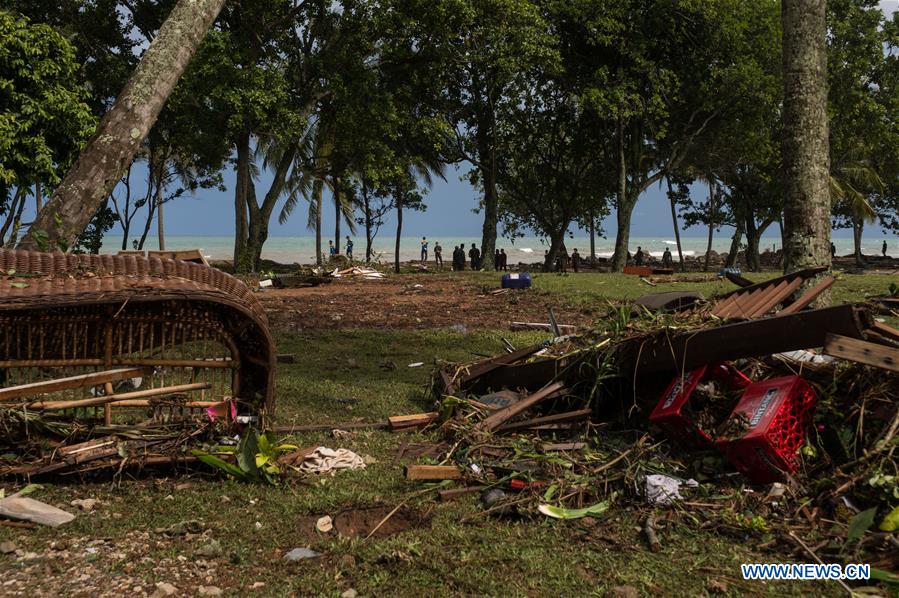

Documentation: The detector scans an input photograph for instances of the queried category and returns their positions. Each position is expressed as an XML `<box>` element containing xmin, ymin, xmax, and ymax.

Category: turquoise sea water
<box><xmin>100</xmin><ymin>234</ymin><xmax>899</xmax><ymax>264</ymax></box>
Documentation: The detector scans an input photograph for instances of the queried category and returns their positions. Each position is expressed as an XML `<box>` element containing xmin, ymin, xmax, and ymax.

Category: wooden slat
<box><xmin>716</xmin><ymin>285</ymin><xmax>769</xmax><ymax>318</ymax></box>
<box><xmin>389</xmin><ymin>412</ymin><xmax>438</xmax><ymax>431</ymax></box>
<box><xmin>714</xmin><ymin>266</ymin><xmax>828</xmax><ymax>301</ymax></box>
<box><xmin>871</xmin><ymin>321</ymin><xmax>899</xmax><ymax>344</ymax></box>
<box><xmin>495</xmin><ymin>408</ymin><xmax>592</xmax><ymax>433</ymax></box>
<box><xmin>405</xmin><ymin>465</ymin><xmax>462</xmax><ymax>481</ymax></box>
<box><xmin>0</xmin><ymin>367</ymin><xmax>150</xmax><ymax>402</ymax></box>
<box><xmin>438</xmin><ymin>486</ymin><xmax>485</xmax><ymax>501</ymax></box>
<box><xmin>725</xmin><ymin>271</ymin><xmax>754</xmax><ymax>287</ymax></box>
<box><xmin>778</xmin><ymin>275</ymin><xmax>835</xmax><ymax>315</ymax></box>
<box><xmin>27</xmin><ymin>382</ymin><xmax>211</xmax><ymax>410</ymax></box>
<box><xmin>477</xmin><ymin>382</ymin><xmax>566</xmax><ymax>432</ymax></box>
<box><xmin>459</xmin><ymin>344</ymin><xmax>544</xmax><ymax>384</ymax></box>
<box><xmin>747</xmin><ymin>277</ymin><xmax>804</xmax><ymax>317</ymax></box>
<box><xmin>723</xmin><ymin>284</ymin><xmax>781</xmax><ymax>318</ymax></box>
<box><xmin>824</xmin><ymin>334</ymin><xmax>899</xmax><ymax>372</ymax></box>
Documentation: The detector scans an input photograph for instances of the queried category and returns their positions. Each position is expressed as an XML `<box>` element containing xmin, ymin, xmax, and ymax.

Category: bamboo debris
<box><xmin>25</xmin><ymin>382</ymin><xmax>212</xmax><ymax>410</ymax></box>
<box><xmin>0</xmin><ymin>367</ymin><xmax>151</xmax><ymax>402</ymax></box>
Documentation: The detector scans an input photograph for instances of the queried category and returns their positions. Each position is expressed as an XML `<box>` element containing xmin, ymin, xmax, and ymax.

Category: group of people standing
<box><xmin>450</xmin><ymin>243</ymin><xmax>482</xmax><ymax>271</ymax></box>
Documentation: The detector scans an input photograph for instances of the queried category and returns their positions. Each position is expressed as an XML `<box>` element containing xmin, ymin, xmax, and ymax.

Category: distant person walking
<box><xmin>883</xmin><ymin>240</ymin><xmax>888</xmax><ymax>257</ymax></box>
<box><xmin>434</xmin><ymin>242</ymin><xmax>443</xmax><ymax>269</ymax></box>
<box><xmin>469</xmin><ymin>243</ymin><xmax>480</xmax><ymax>270</ymax></box>
<box><xmin>571</xmin><ymin>248</ymin><xmax>580</xmax><ymax>272</ymax></box>
<box><xmin>328</xmin><ymin>240</ymin><xmax>336</xmax><ymax>259</ymax></box>
<box><xmin>634</xmin><ymin>246</ymin><xmax>644</xmax><ymax>266</ymax></box>
<box><xmin>421</xmin><ymin>237</ymin><xmax>429</xmax><ymax>261</ymax></box>
<box><xmin>662</xmin><ymin>247</ymin><xmax>673</xmax><ymax>268</ymax></box>
<box><xmin>345</xmin><ymin>236</ymin><xmax>354</xmax><ymax>261</ymax></box>
<box><xmin>494</xmin><ymin>249</ymin><xmax>501</xmax><ymax>271</ymax></box>
<box><xmin>500</xmin><ymin>248</ymin><xmax>508</xmax><ymax>271</ymax></box>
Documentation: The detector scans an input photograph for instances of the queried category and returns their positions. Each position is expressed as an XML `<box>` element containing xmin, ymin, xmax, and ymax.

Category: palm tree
<box><xmin>830</xmin><ymin>159</ymin><xmax>884</xmax><ymax>266</ymax></box>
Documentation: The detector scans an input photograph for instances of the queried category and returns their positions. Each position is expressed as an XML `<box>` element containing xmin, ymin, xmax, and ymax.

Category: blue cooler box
<box><xmin>501</xmin><ymin>272</ymin><xmax>532</xmax><ymax>289</ymax></box>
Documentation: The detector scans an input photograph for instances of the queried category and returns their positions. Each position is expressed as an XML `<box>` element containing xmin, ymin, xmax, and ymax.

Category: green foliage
<box><xmin>193</xmin><ymin>427</ymin><xmax>297</xmax><ymax>484</ymax></box>
<box><xmin>0</xmin><ymin>11</ymin><xmax>95</xmax><ymax>189</ymax></box>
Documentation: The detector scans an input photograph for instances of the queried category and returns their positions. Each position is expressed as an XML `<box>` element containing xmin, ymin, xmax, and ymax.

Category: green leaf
<box><xmin>17</xmin><ymin>483</ymin><xmax>43</xmax><ymax>496</ymax></box>
<box><xmin>870</xmin><ymin>568</ymin><xmax>899</xmax><ymax>585</ymax></box>
<box><xmin>237</xmin><ymin>429</ymin><xmax>261</xmax><ymax>479</ymax></box>
<box><xmin>192</xmin><ymin>450</ymin><xmax>250</xmax><ymax>481</ymax></box>
<box><xmin>847</xmin><ymin>507</ymin><xmax>877</xmax><ymax>542</ymax></box>
<box><xmin>9</xmin><ymin>282</ymin><xmax>28</xmax><ymax>288</ymax></box>
<box><xmin>879</xmin><ymin>505</ymin><xmax>899</xmax><ymax>532</ymax></box>
<box><xmin>538</xmin><ymin>500</ymin><xmax>611</xmax><ymax>520</ymax></box>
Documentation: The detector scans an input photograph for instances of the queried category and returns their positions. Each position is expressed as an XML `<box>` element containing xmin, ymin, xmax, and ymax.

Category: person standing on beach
<box><xmin>345</xmin><ymin>236</ymin><xmax>354</xmax><ymax>261</ymax></box>
<box><xmin>634</xmin><ymin>246</ymin><xmax>644</xmax><ymax>266</ymax></box>
<box><xmin>662</xmin><ymin>247</ymin><xmax>673</xmax><ymax>268</ymax></box>
<box><xmin>421</xmin><ymin>237</ymin><xmax>429</xmax><ymax>262</ymax></box>
<box><xmin>494</xmin><ymin>249</ymin><xmax>501</xmax><ymax>271</ymax></box>
<box><xmin>571</xmin><ymin>248</ymin><xmax>580</xmax><ymax>272</ymax></box>
<box><xmin>831</xmin><ymin>242</ymin><xmax>836</xmax><ymax>257</ymax></box>
<box><xmin>883</xmin><ymin>240</ymin><xmax>888</xmax><ymax>257</ymax></box>
<box><xmin>328</xmin><ymin>240</ymin><xmax>336</xmax><ymax>259</ymax></box>
<box><xmin>500</xmin><ymin>248</ymin><xmax>508</xmax><ymax>271</ymax></box>
<box><xmin>434</xmin><ymin>242</ymin><xmax>443</xmax><ymax>269</ymax></box>
<box><xmin>469</xmin><ymin>243</ymin><xmax>480</xmax><ymax>270</ymax></box>
<box><xmin>459</xmin><ymin>244</ymin><xmax>467</xmax><ymax>270</ymax></box>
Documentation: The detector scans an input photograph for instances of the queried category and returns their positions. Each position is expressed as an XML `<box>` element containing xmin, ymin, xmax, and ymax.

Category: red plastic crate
<box><xmin>715</xmin><ymin>376</ymin><xmax>818</xmax><ymax>484</ymax></box>
<box><xmin>650</xmin><ymin>363</ymin><xmax>751</xmax><ymax>448</ymax></box>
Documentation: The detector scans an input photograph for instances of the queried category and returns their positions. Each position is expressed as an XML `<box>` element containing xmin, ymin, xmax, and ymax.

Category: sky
<box><xmin>35</xmin><ymin>0</ymin><xmax>899</xmax><ymax>243</ymax></box>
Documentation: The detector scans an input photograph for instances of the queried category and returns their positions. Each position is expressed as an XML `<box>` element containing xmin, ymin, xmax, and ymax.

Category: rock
<box><xmin>254</xmin><ymin>521</ymin><xmax>263</xmax><ymax>531</ymax></box>
<box><xmin>195</xmin><ymin>540</ymin><xmax>223</xmax><ymax>558</ymax></box>
<box><xmin>341</xmin><ymin>590</ymin><xmax>357</xmax><ymax>598</ymax></box>
<box><xmin>0</xmin><ymin>541</ymin><xmax>16</xmax><ymax>554</ymax></box>
<box><xmin>283</xmin><ymin>547</ymin><xmax>321</xmax><ymax>562</ymax></box>
<box><xmin>150</xmin><ymin>582</ymin><xmax>178</xmax><ymax>598</ymax></box>
<box><xmin>607</xmin><ymin>586</ymin><xmax>639</xmax><ymax>598</ymax></box>
<box><xmin>70</xmin><ymin>498</ymin><xmax>99</xmax><ymax>511</ymax></box>
<box><xmin>315</xmin><ymin>516</ymin><xmax>333</xmax><ymax>533</ymax></box>
<box><xmin>249</xmin><ymin>582</ymin><xmax>265</xmax><ymax>590</ymax></box>
<box><xmin>197</xmin><ymin>586</ymin><xmax>222</xmax><ymax>596</ymax></box>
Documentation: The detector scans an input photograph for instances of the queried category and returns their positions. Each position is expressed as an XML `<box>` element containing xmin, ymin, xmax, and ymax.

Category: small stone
<box><xmin>254</xmin><ymin>521</ymin><xmax>263</xmax><ymax>531</ymax></box>
<box><xmin>0</xmin><ymin>541</ymin><xmax>16</xmax><ymax>554</ymax></box>
<box><xmin>150</xmin><ymin>581</ymin><xmax>178</xmax><ymax>598</ymax></box>
<box><xmin>283</xmin><ymin>547</ymin><xmax>321</xmax><ymax>562</ymax></box>
<box><xmin>195</xmin><ymin>540</ymin><xmax>223</xmax><ymax>558</ymax></box>
<box><xmin>175</xmin><ymin>483</ymin><xmax>193</xmax><ymax>491</ymax></box>
<box><xmin>164</xmin><ymin>495</ymin><xmax>175</xmax><ymax>501</ymax></box>
<box><xmin>70</xmin><ymin>498</ymin><xmax>99</xmax><ymax>511</ymax></box>
<box><xmin>341</xmin><ymin>590</ymin><xmax>357</xmax><ymax>598</ymax></box>
<box><xmin>197</xmin><ymin>586</ymin><xmax>222</xmax><ymax>596</ymax></box>
<box><xmin>249</xmin><ymin>582</ymin><xmax>265</xmax><ymax>590</ymax></box>
<box><xmin>315</xmin><ymin>516</ymin><xmax>333</xmax><ymax>533</ymax></box>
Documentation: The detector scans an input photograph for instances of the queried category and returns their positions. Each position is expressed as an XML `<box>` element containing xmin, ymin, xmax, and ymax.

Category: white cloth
<box><xmin>299</xmin><ymin>447</ymin><xmax>366</xmax><ymax>475</ymax></box>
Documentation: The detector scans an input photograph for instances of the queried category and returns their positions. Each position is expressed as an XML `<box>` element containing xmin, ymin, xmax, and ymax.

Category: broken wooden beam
<box><xmin>495</xmin><ymin>408</ymin><xmax>592</xmax><ymax>433</ymax></box>
<box><xmin>389</xmin><ymin>412</ymin><xmax>439</xmax><ymax>431</ymax></box>
<box><xmin>627</xmin><ymin>304</ymin><xmax>873</xmax><ymax>375</ymax></box>
<box><xmin>405</xmin><ymin>465</ymin><xmax>462</xmax><ymax>481</ymax></box>
<box><xmin>478</xmin><ymin>382</ymin><xmax>566</xmax><ymax>432</ymax></box>
<box><xmin>824</xmin><ymin>333</ymin><xmax>899</xmax><ymax>372</ymax></box>
<box><xmin>725</xmin><ymin>271</ymin><xmax>754</xmax><ymax>287</ymax></box>
<box><xmin>510</xmin><ymin>322</ymin><xmax>577</xmax><ymax>334</ymax></box>
<box><xmin>270</xmin><ymin>422</ymin><xmax>388</xmax><ymax>433</ymax></box>
<box><xmin>778</xmin><ymin>275</ymin><xmax>835</xmax><ymax>315</ymax></box>
<box><xmin>26</xmin><ymin>382</ymin><xmax>211</xmax><ymax>410</ymax></box>
<box><xmin>541</xmin><ymin>442</ymin><xmax>587</xmax><ymax>452</ymax></box>
<box><xmin>0</xmin><ymin>367</ymin><xmax>151</xmax><ymax>402</ymax></box>
<box><xmin>438</xmin><ymin>486</ymin><xmax>485</xmax><ymax>501</ymax></box>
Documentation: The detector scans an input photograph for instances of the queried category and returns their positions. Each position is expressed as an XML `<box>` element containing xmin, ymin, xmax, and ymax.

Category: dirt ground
<box><xmin>259</xmin><ymin>275</ymin><xmax>593</xmax><ymax>331</ymax></box>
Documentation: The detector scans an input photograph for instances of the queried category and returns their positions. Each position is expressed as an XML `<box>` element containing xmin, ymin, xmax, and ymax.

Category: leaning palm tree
<box><xmin>830</xmin><ymin>154</ymin><xmax>884</xmax><ymax>266</ymax></box>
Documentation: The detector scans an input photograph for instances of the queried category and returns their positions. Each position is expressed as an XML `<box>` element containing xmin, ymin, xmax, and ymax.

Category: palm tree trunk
<box><xmin>19</xmin><ymin>0</ymin><xmax>226</xmax><ymax>251</ymax></box>
<box><xmin>333</xmin><ymin>180</ymin><xmax>341</xmax><ymax>255</ymax></box>
<box><xmin>313</xmin><ymin>178</ymin><xmax>323</xmax><ymax>266</ymax></box>
<box><xmin>35</xmin><ymin>182</ymin><xmax>42</xmax><ymax>213</ymax></box>
<box><xmin>611</xmin><ymin>113</ymin><xmax>630</xmax><ymax>272</ymax></box>
<box><xmin>589</xmin><ymin>207</ymin><xmax>596</xmax><ymax>267</ymax></box>
<box><xmin>704</xmin><ymin>178</ymin><xmax>716</xmax><ymax>271</ymax></box>
<box><xmin>157</xmin><ymin>191</ymin><xmax>165</xmax><ymax>250</ymax></box>
<box><xmin>234</xmin><ymin>131</ymin><xmax>250</xmax><ymax>268</ymax></box>
<box><xmin>666</xmin><ymin>176</ymin><xmax>685</xmax><ymax>270</ymax></box>
<box><xmin>394</xmin><ymin>195</ymin><xmax>403</xmax><ymax>274</ymax></box>
<box><xmin>853</xmin><ymin>218</ymin><xmax>864</xmax><ymax>266</ymax></box>
<box><xmin>726</xmin><ymin>221</ymin><xmax>743</xmax><ymax>268</ymax></box>
<box><xmin>781</xmin><ymin>0</ymin><xmax>831</xmax><ymax>299</ymax></box>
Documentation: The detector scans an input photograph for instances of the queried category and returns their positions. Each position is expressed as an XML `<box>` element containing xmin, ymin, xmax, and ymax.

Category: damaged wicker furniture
<box><xmin>0</xmin><ymin>248</ymin><xmax>276</xmax><ymax>426</ymax></box>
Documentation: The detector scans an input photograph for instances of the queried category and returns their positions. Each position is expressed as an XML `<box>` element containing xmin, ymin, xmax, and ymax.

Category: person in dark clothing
<box><xmin>634</xmin><ymin>246</ymin><xmax>644</xmax><ymax>266</ymax></box>
<box><xmin>458</xmin><ymin>244</ymin><xmax>466</xmax><ymax>270</ymax></box>
<box><xmin>434</xmin><ymin>242</ymin><xmax>443</xmax><ymax>269</ymax></box>
<box><xmin>571</xmin><ymin>248</ymin><xmax>580</xmax><ymax>272</ymax></box>
<box><xmin>469</xmin><ymin>244</ymin><xmax>480</xmax><ymax>270</ymax></box>
<box><xmin>557</xmin><ymin>246</ymin><xmax>569</xmax><ymax>273</ymax></box>
<box><xmin>452</xmin><ymin>245</ymin><xmax>461</xmax><ymax>271</ymax></box>
<box><xmin>494</xmin><ymin>249</ymin><xmax>501</xmax><ymax>271</ymax></box>
<box><xmin>500</xmin><ymin>248</ymin><xmax>508</xmax><ymax>271</ymax></box>
<box><xmin>662</xmin><ymin>247</ymin><xmax>673</xmax><ymax>268</ymax></box>
<box><xmin>831</xmin><ymin>242</ymin><xmax>836</xmax><ymax>258</ymax></box>
<box><xmin>883</xmin><ymin>240</ymin><xmax>888</xmax><ymax>257</ymax></box>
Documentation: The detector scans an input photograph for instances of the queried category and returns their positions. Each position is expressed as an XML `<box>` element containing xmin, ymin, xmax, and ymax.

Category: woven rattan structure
<box><xmin>0</xmin><ymin>249</ymin><xmax>275</xmax><ymax>423</ymax></box>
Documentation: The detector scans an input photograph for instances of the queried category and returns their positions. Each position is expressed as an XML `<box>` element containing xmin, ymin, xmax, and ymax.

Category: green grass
<box><xmin>3</xmin><ymin>270</ymin><xmax>890</xmax><ymax>596</ymax></box>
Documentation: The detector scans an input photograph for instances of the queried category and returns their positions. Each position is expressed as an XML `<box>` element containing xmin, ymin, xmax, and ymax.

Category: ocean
<box><xmin>99</xmin><ymin>234</ymin><xmax>899</xmax><ymax>264</ymax></box>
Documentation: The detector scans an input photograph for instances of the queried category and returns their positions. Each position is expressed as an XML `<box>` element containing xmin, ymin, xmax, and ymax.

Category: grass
<box><xmin>2</xmin><ymin>269</ymin><xmax>890</xmax><ymax>596</ymax></box>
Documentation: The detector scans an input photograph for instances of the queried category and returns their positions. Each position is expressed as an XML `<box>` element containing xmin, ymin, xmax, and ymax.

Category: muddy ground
<box><xmin>259</xmin><ymin>275</ymin><xmax>594</xmax><ymax>331</ymax></box>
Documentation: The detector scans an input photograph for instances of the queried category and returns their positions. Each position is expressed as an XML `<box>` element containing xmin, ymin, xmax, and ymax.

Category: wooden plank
<box><xmin>723</xmin><ymin>284</ymin><xmax>782</xmax><ymax>318</ymax></box>
<box><xmin>725</xmin><ymin>271</ymin><xmax>754</xmax><ymax>287</ymax></box>
<box><xmin>871</xmin><ymin>321</ymin><xmax>899</xmax><ymax>344</ymax></box>
<box><xmin>778</xmin><ymin>276</ymin><xmax>835</xmax><ymax>315</ymax></box>
<box><xmin>27</xmin><ymin>382</ymin><xmax>211</xmax><ymax>410</ymax></box>
<box><xmin>405</xmin><ymin>465</ymin><xmax>462</xmax><ymax>481</ymax></box>
<box><xmin>270</xmin><ymin>422</ymin><xmax>388</xmax><ymax>433</ymax></box>
<box><xmin>541</xmin><ymin>442</ymin><xmax>587</xmax><ymax>452</ymax></box>
<box><xmin>389</xmin><ymin>412</ymin><xmax>438</xmax><ymax>431</ymax></box>
<box><xmin>510</xmin><ymin>322</ymin><xmax>578</xmax><ymax>334</ymax></box>
<box><xmin>0</xmin><ymin>367</ymin><xmax>150</xmax><ymax>402</ymax></box>
<box><xmin>459</xmin><ymin>344</ymin><xmax>544</xmax><ymax>384</ymax></box>
<box><xmin>824</xmin><ymin>334</ymin><xmax>899</xmax><ymax>372</ymax></box>
<box><xmin>747</xmin><ymin>277</ymin><xmax>804</xmax><ymax>318</ymax></box>
<box><xmin>714</xmin><ymin>266</ymin><xmax>828</xmax><ymax>301</ymax></box>
<box><xmin>626</xmin><ymin>304</ymin><xmax>872</xmax><ymax>375</ymax></box>
<box><xmin>478</xmin><ymin>382</ymin><xmax>565</xmax><ymax>432</ymax></box>
<box><xmin>495</xmin><ymin>408</ymin><xmax>592</xmax><ymax>433</ymax></box>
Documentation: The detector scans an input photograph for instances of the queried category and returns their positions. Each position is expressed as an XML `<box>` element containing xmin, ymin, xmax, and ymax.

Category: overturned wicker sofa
<box><xmin>0</xmin><ymin>248</ymin><xmax>275</xmax><ymax>424</ymax></box>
